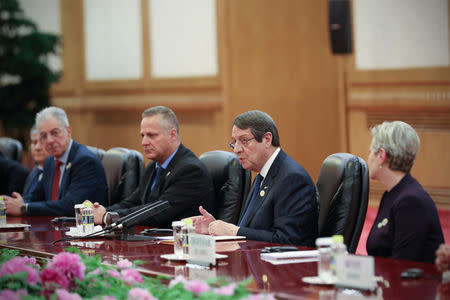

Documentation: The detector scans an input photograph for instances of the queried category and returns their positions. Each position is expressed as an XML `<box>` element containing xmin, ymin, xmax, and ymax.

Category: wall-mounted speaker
<box><xmin>329</xmin><ymin>0</ymin><xmax>352</xmax><ymax>54</ymax></box>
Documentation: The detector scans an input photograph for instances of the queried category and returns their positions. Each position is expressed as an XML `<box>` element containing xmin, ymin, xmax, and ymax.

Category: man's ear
<box><xmin>263</xmin><ymin>132</ymin><xmax>273</xmax><ymax>147</ymax></box>
<box><xmin>169</xmin><ymin>128</ymin><xmax>178</xmax><ymax>140</ymax></box>
<box><xmin>66</xmin><ymin>126</ymin><xmax>72</xmax><ymax>137</ymax></box>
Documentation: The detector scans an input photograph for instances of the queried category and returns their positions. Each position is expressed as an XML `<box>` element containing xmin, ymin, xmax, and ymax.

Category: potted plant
<box><xmin>0</xmin><ymin>0</ymin><xmax>60</xmax><ymax>147</ymax></box>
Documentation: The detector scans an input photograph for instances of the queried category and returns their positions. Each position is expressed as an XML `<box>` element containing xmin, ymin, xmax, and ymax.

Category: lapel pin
<box><xmin>377</xmin><ymin>218</ymin><xmax>388</xmax><ymax>228</ymax></box>
<box><xmin>260</xmin><ymin>190</ymin><xmax>265</xmax><ymax>197</ymax></box>
<box><xmin>66</xmin><ymin>162</ymin><xmax>71</xmax><ymax>170</ymax></box>
<box><xmin>166</xmin><ymin>171</ymin><xmax>171</xmax><ymax>177</ymax></box>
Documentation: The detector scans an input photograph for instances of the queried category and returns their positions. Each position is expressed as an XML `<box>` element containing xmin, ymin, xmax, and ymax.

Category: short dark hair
<box><xmin>233</xmin><ymin>110</ymin><xmax>280</xmax><ymax>147</ymax></box>
<box><xmin>142</xmin><ymin>106</ymin><xmax>180</xmax><ymax>137</ymax></box>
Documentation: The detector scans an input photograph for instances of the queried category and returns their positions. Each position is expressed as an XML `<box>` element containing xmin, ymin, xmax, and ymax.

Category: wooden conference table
<box><xmin>0</xmin><ymin>216</ymin><xmax>446</xmax><ymax>300</ymax></box>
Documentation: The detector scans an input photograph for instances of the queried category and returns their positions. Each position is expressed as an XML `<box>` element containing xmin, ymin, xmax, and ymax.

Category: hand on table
<box><xmin>4</xmin><ymin>192</ymin><xmax>25</xmax><ymax>216</ymax></box>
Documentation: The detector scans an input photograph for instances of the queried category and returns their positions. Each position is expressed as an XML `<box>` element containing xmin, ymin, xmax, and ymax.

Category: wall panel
<box><xmin>222</xmin><ymin>0</ymin><xmax>343</xmax><ymax>179</ymax></box>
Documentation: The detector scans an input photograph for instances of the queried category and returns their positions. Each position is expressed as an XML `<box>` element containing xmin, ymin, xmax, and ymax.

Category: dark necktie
<box><xmin>150</xmin><ymin>166</ymin><xmax>163</xmax><ymax>191</ymax></box>
<box><xmin>51</xmin><ymin>160</ymin><xmax>62</xmax><ymax>201</ymax></box>
<box><xmin>26</xmin><ymin>168</ymin><xmax>42</xmax><ymax>197</ymax></box>
<box><xmin>239</xmin><ymin>174</ymin><xmax>263</xmax><ymax>226</ymax></box>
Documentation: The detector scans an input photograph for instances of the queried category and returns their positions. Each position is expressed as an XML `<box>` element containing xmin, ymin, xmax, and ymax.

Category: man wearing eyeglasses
<box><xmin>192</xmin><ymin>110</ymin><xmax>318</xmax><ymax>246</ymax></box>
<box><xmin>4</xmin><ymin>106</ymin><xmax>108</xmax><ymax>216</ymax></box>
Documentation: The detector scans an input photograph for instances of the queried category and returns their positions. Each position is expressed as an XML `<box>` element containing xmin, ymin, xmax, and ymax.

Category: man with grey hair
<box><xmin>4</xmin><ymin>106</ymin><xmax>107</xmax><ymax>216</ymax></box>
<box><xmin>22</xmin><ymin>124</ymin><xmax>49</xmax><ymax>198</ymax></box>
<box><xmin>192</xmin><ymin>110</ymin><xmax>318</xmax><ymax>246</ymax></box>
<box><xmin>93</xmin><ymin>106</ymin><xmax>214</xmax><ymax>228</ymax></box>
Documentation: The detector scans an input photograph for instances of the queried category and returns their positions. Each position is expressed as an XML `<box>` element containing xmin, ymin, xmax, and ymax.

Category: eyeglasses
<box><xmin>39</xmin><ymin>127</ymin><xmax>65</xmax><ymax>142</ymax></box>
<box><xmin>229</xmin><ymin>137</ymin><xmax>255</xmax><ymax>149</ymax></box>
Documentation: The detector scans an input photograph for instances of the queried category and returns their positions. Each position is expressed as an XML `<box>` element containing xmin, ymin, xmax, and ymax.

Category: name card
<box><xmin>335</xmin><ymin>254</ymin><xmax>376</xmax><ymax>291</ymax></box>
<box><xmin>187</xmin><ymin>234</ymin><xmax>216</xmax><ymax>266</ymax></box>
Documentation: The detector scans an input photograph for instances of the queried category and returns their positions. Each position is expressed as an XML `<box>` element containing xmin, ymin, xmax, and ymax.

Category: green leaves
<box><xmin>0</xmin><ymin>248</ymin><xmax>256</xmax><ymax>300</ymax></box>
<box><xmin>0</xmin><ymin>247</ymin><xmax>19</xmax><ymax>264</ymax></box>
<box><xmin>0</xmin><ymin>0</ymin><xmax>60</xmax><ymax>147</ymax></box>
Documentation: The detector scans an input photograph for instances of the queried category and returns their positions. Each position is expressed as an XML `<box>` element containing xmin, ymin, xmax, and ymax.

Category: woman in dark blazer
<box><xmin>366</xmin><ymin>121</ymin><xmax>444</xmax><ymax>263</ymax></box>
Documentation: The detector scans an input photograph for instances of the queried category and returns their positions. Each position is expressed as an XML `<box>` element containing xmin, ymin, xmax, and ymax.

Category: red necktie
<box><xmin>51</xmin><ymin>160</ymin><xmax>62</xmax><ymax>201</ymax></box>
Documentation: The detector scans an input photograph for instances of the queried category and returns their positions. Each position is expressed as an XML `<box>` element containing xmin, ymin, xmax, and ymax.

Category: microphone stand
<box><xmin>107</xmin><ymin>201</ymin><xmax>170</xmax><ymax>241</ymax></box>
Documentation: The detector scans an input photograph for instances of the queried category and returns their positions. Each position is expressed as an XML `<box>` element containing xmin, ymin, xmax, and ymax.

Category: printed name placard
<box><xmin>187</xmin><ymin>234</ymin><xmax>216</xmax><ymax>266</ymax></box>
<box><xmin>335</xmin><ymin>254</ymin><xmax>376</xmax><ymax>291</ymax></box>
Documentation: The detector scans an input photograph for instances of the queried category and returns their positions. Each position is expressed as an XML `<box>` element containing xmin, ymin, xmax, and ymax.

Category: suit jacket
<box><xmin>108</xmin><ymin>144</ymin><xmax>215</xmax><ymax>228</ymax></box>
<box><xmin>23</xmin><ymin>165</ymin><xmax>42</xmax><ymax>199</ymax></box>
<box><xmin>237</xmin><ymin>150</ymin><xmax>318</xmax><ymax>247</ymax></box>
<box><xmin>0</xmin><ymin>156</ymin><xmax>29</xmax><ymax>195</ymax></box>
<box><xmin>366</xmin><ymin>173</ymin><xmax>444</xmax><ymax>263</ymax></box>
<box><xmin>24</xmin><ymin>140</ymin><xmax>108</xmax><ymax>216</ymax></box>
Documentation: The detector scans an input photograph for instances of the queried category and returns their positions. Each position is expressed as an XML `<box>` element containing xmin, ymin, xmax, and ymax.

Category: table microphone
<box><xmin>104</xmin><ymin>200</ymin><xmax>164</xmax><ymax>231</ymax></box>
<box><xmin>105</xmin><ymin>200</ymin><xmax>170</xmax><ymax>232</ymax></box>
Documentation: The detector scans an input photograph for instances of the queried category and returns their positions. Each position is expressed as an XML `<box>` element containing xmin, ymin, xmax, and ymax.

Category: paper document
<box><xmin>157</xmin><ymin>235</ymin><xmax>245</xmax><ymax>242</ymax></box>
<box><xmin>260</xmin><ymin>250</ymin><xmax>318</xmax><ymax>260</ymax></box>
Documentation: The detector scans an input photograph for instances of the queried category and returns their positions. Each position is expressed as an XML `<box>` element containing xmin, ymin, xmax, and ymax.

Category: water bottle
<box><xmin>0</xmin><ymin>196</ymin><xmax>6</xmax><ymax>226</ymax></box>
<box><xmin>330</xmin><ymin>234</ymin><xmax>347</xmax><ymax>279</ymax></box>
<box><xmin>316</xmin><ymin>237</ymin><xmax>333</xmax><ymax>283</ymax></box>
<box><xmin>82</xmin><ymin>204</ymin><xmax>94</xmax><ymax>234</ymax></box>
<box><xmin>182</xmin><ymin>218</ymin><xmax>195</xmax><ymax>256</ymax></box>
<box><xmin>172</xmin><ymin>221</ymin><xmax>184</xmax><ymax>258</ymax></box>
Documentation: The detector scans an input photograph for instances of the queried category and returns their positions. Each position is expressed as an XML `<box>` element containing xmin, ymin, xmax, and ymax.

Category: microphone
<box><xmin>106</xmin><ymin>200</ymin><xmax>170</xmax><ymax>232</ymax></box>
<box><xmin>104</xmin><ymin>200</ymin><xmax>164</xmax><ymax>231</ymax></box>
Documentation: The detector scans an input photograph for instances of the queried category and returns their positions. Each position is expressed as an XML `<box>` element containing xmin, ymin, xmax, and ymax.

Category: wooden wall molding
<box><xmin>365</xmin><ymin>112</ymin><xmax>450</xmax><ymax>131</ymax></box>
<box><xmin>369</xmin><ymin>182</ymin><xmax>450</xmax><ymax>210</ymax></box>
<box><xmin>52</xmin><ymin>94</ymin><xmax>223</xmax><ymax>113</ymax></box>
<box><xmin>349</xmin><ymin>90</ymin><xmax>450</xmax><ymax>110</ymax></box>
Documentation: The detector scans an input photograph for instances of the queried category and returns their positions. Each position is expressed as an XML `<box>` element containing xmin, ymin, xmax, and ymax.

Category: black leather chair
<box><xmin>0</xmin><ymin>137</ymin><xmax>23</xmax><ymax>162</ymax></box>
<box><xmin>87</xmin><ymin>146</ymin><xmax>106</xmax><ymax>161</ymax></box>
<box><xmin>101</xmin><ymin>147</ymin><xmax>144</xmax><ymax>206</ymax></box>
<box><xmin>199</xmin><ymin>150</ymin><xmax>251</xmax><ymax>224</ymax></box>
<box><xmin>316</xmin><ymin>153</ymin><xmax>369</xmax><ymax>253</ymax></box>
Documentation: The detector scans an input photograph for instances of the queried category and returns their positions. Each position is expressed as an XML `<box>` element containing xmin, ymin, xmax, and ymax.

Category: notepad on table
<box><xmin>260</xmin><ymin>250</ymin><xmax>319</xmax><ymax>265</ymax></box>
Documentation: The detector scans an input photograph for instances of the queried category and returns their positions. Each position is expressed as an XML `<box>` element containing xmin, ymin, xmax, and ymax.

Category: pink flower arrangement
<box><xmin>47</xmin><ymin>252</ymin><xmax>85</xmax><ymax>283</ymax></box>
<box><xmin>121</xmin><ymin>268</ymin><xmax>144</xmax><ymax>285</ymax></box>
<box><xmin>0</xmin><ymin>256</ymin><xmax>39</xmax><ymax>285</ymax></box>
<box><xmin>184</xmin><ymin>279</ymin><xmax>211</xmax><ymax>295</ymax></box>
<box><xmin>117</xmin><ymin>259</ymin><xmax>132</xmax><ymax>269</ymax></box>
<box><xmin>168</xmin><ymin>275</ymin><xmax>188</xmax><ymax>288</ymax></box>
<box><xmin>40</xmin><ymin>252</ymin><xmax>85</xmax><ymax>294</ymax></box>
<box><xmin>0</xmin><ymin>248</ymin><xmax>271</xmax><ymax>299</ymax></box>
<box><xmin>214</xmin><ymin>283</ymin><xmax>238</xmax><ymax>296</ymax></box>
<box><xmin>55</xmin><ymin>288</ymin><xmax>83</xmax><ymax>300</ymax></box>
<box><xmin>128</xmin><ymin>287</ymin><xmax>157</xmax><ymax>300</ymax></box>
<box><xmin>107</xmin><ymin>269</ymin><xmax>121</xmax><ymax>279</ymax></box>
<box><xmin>0</xmin><ymin>289</ymin><xmax>28</xmax><ymax>300</ymax></box>
<box><xmin>40</xmin><ymin>267</ymin><xmax>70</xmax><ymax>289</ymax></box>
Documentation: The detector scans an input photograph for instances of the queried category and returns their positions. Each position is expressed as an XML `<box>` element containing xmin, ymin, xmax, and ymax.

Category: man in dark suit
<box><xmin>93</xmin><ymin>106</ymin><xmax>214</xmax><ymax>228</ymax></box>
<box><xmin>4</xmin><ymin>106</ymin><xmax>107</xmax><ymax>216</ymax></box>
<box><xmin>192</xmin><ymin>110</ymin><xmax>318</xmax><ymax>246</ymax></box>
<box><xmin>23</xmin><ymin>124</ymin><xmax>49</xmax><ymax>199</ymax></box>
<box><xmin>0</xmin><ymin>155</ymin><xmax>28</xmax><ymax>196</ymax></box>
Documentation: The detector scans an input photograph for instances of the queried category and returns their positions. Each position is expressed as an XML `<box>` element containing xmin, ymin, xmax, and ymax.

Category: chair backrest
<box><xmin>0</xmin><ymin>137</ymin><xmax>23</xmax><ymax>162</ymax></box>
<box><xmin>101</xmin><ymin>147</ymin><xmax>144</xmax><ymax>206</ymax></box>
<box><xmin>199</xmin><ymin>150</ymin><xmax>251</xmax><ymax>224</ymax></box>
<box><xmin>316</xmin><ymin>153</ymin><xmax>369</xmax><ymax>253</ymax></box>
<box><xmin>87</xmin><ymin>146</ymin><xmax>106</xmax><ymax>161</ymax></box>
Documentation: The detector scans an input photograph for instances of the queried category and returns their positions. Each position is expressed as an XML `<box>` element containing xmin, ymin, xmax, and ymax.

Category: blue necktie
<box><xmin>25</xmin><ymin>169</ymin><xmax>42</xmax><ymax>197</ymax></box>
<box><xmin>239</xmin><ymin>174</ymin><xmax>263</xmax><ymax>226</ymax></box>
<box><xmin>150</xmin><ymin>166</ymin><xmax>163</xmax><ymax>191</ymax></box>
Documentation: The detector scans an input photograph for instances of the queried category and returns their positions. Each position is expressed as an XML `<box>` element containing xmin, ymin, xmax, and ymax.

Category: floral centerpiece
<box><xmin>0</xmin><ymin>247</ymin><xmax>274</xmax><ymax>300</ymax></box>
